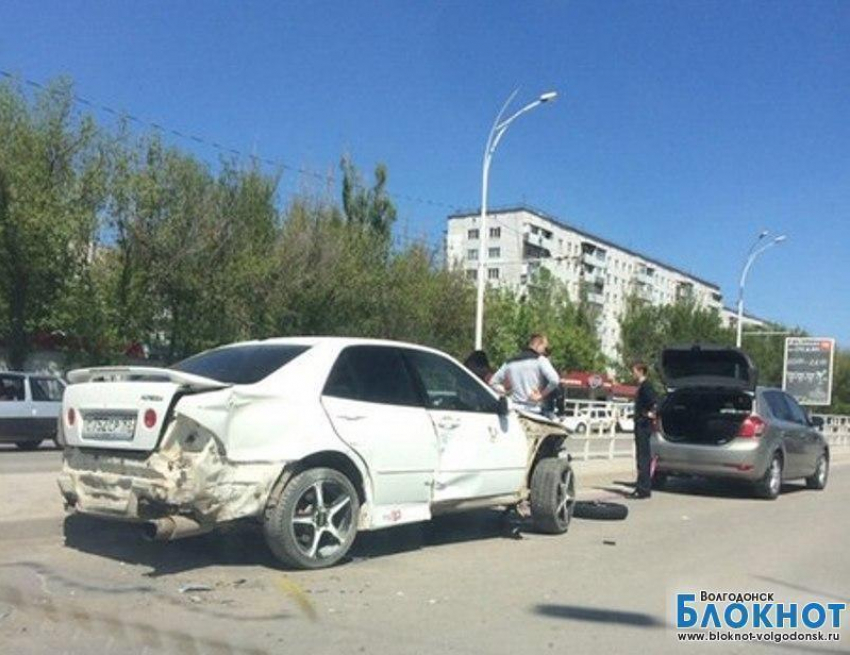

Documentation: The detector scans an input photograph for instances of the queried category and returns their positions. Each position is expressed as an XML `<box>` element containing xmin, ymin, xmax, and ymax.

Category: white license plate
<box><xmin>82</xmin><ymin>414</ymin><xmax>137</xmax><ymax>441</ymax></box>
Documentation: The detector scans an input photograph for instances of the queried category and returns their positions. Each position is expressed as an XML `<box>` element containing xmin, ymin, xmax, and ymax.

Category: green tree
<box><xmin>484</xmin><ymin>268</ymin><xmax>604</xmax><ymax>373</ymax></box>
<box><xmin>341</xmin><ymin>156</ymin><xmax>397</xmax><ymax>241</ymax></box>
<box><xmin>0</xmin><ymin>79</ymin><xmax>108</xmax><ymax>368</ymax></box>
<box><xmin>92</xmin><ymin>132</ymin><xmax>282</xmax><ymax>363</ymax></box>
<box><xmin>828</xmin><ymin>348</ymin><xmax>850</xmax><ymax>414</ymax></box>
<box><xmin>617</xmin><ymin>295</ymin><xmax>732</xmax><ymax>380</ymax></box>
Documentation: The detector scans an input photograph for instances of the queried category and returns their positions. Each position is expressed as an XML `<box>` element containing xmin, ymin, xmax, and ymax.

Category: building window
<box><xmin>489</xmin><ymin>227</ymin><xmax>501</xmax><ymax>239</ymax></box>
<box><xmin>468</xmin><ymin>229</ymin><xmax>479</xmax><ymax>240</ymax></box>
<box><xmin>542</xmin><ymin>229</ymin><xmax>553</xmax><ymax>239</ymax></box>
<box><xmin>488</xmin><ymin>247</ymin><xmax>500</xmax><ymax>259</ymax></box>
<box><xmin>488</xmin><ymin>268</ymin><xmax>500</xmax><ymax>280</ymax></box>
<box><xmin>467</xmin><ymin>249</ymin><xmax>478</xmax><ymax>260</ymax></box>
<box><xmin>530</xmin><ymin>225</ymin><xmax>540</xmax><ymax>235</ymax></box>
<box><xmin>466</xmin><ymin>269</ymin><xmax>477</xmax><ymax>280</ymax></box>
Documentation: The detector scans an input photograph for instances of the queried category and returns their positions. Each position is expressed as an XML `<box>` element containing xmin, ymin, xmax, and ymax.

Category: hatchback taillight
<box><xmin>67</xmin><ymin>408</ymin><xmax>76</xmax><ymax>426</ymax></box>
<box><xmin>738</xmin><ymin>414</ymin><xmax>766</xmax><ymax>438</ymax></box>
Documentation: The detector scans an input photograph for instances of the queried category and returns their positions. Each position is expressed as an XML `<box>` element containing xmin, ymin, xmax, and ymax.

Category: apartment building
<box><xmin>446</xmin><ymin>206</ymin><xmax>724</xmax><ymax>360</ymax></box>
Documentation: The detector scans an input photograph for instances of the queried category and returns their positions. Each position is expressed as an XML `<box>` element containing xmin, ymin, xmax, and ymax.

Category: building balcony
<box><xmin>523</xmin><ymin>240</ymin><xmax>551</xmax><ymax>260</ymax></box>
<box><xmin>582</xmin><ymin>251</ymin><xmax>607</xmax><ymax>269</ymax></box>
<box><xmin>585</xmin><ymin>271</ymin><xmax>606</xmax><ymax>286</ymax></box>
<box><xmin>585</xmin><ymin>291</ymin><xmax>605</xmax><ymax>305</ymax></box>
<box><xmin>635</xmin><ymin>284</ymin><xmax>654</xmax><ymax>302</ymax></box>
<box><xmin>636</xmin><ymin>270</ymin><xmax>655</xmax><ymax>286</ymax></box>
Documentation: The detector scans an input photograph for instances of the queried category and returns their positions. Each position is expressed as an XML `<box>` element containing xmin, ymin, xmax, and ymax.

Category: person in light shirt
<box><xmin>490</xmin><ymin>333</ymin><xmax>561</xmax><ymax>414</ymax></box>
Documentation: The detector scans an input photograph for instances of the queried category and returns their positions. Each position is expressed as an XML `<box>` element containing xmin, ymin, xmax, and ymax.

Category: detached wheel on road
<box><xmin>14</xmin><ymin>439</ymin><xmax>42</xmax><ymax>451</ymax></box>
<box><xmin>530</xmin><ymin>458</ymin><xmax>575</xmax><ymax>534</ymax></box>
<box><xmin>754</xmin><ymin>453</ymin><xmax>783</xmax><ymax>500</ymax></box>
<box><xmin>805</xmin><ymin>453</ymin><xmax>829</xmax><ymax>490</ymax></box>
<box><xmin>573</xmin><ymin>501</ymin><xmax>629</xmax><ymax>521</ymax></box>
<box><xmin>264</xmin><ymin>467</ymin><xmax>359</xmax><ymax>569</ymax></box>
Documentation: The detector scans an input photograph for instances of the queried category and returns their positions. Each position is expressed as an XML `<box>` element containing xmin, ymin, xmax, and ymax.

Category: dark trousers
<box><xmin>634</xmin><ymin>421</ymin><xmax>653</xmax><ymax>496</ymax></box>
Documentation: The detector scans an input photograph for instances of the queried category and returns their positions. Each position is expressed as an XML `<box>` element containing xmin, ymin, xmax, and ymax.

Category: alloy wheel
<box><xmin>291</xmin><ymin>479</ymin><xmax>355</xmax><ymax>561</ymax></box>
<box><xmin>769</xmin><ymin>458</ymin><xmax>781</xmax><ymax>496</ymax></box>
<box><xmin>817</xmin><ymin>457</ymin><xmax>828</xmax><ymax>486</ymax></box>
<box><xmin>556</xmin><ymin>468</ymin><xmax>575</xmax><ymax>525</ymax></box>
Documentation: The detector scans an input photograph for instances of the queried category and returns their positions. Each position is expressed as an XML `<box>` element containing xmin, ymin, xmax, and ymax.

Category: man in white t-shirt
<box><xmin>490</xmin><ymin>333</ymin><xmax>561</xmax><ymax>414</ymax></box>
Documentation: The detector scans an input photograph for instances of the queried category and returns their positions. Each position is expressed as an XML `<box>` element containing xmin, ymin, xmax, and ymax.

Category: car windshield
<box><xmin>172</xmin><ymin>344</ymin><xmax>311</xmax><ymax>384</ymax></box>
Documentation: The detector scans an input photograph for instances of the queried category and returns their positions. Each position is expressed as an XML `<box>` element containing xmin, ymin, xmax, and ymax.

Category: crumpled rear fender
<box><xmin>58</xmin><ymin>416</ymin><xmax>283</xmax><ymax>523</ymax></box>
<box><xmin>58</xmin><ymin>391</ymin><xmax>375</xmax><ymax>526</ymax></box>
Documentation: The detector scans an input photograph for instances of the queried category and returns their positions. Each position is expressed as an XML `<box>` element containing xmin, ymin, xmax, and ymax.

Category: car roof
<box><xmin>208</xmin><ymin>336</ymin><xmax>455</xmax><ymax>356</ymax></box>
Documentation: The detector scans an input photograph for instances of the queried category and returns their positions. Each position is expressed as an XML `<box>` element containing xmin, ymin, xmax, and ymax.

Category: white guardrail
<box><xmin>559</xmin><ymin>402</ymin><xmax>850</xmax><ymax>462</ymax></box>
<box><xmin>811</xmin><ymin>414</ymin><xmax>850</xmax><ymax>449</ymax></box>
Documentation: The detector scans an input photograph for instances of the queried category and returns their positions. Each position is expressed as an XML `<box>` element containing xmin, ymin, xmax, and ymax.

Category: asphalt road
<box><xmin>0</xmin><ymin>447</ymin><xmax>848</xmax><ymax>655</ymax></box>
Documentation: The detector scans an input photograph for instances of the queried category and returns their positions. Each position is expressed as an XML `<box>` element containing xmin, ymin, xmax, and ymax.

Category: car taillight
<box><xmin>67</xmin><ymin>408</ymin><xmax>76</xmax><ymax>426</ymax></box>
<box><xmin>143</xmin><ymin>409</ymin><xmax>157</xmax><ymax>429</ymax></box>
<box><xmin>738</xmin><ymin>414</ymin><xmax>766</xmax><ymax>438</ymax></box>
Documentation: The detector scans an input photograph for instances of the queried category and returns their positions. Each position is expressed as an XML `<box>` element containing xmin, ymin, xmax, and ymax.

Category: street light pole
<box><xmin>474</xmin><ymin>89</ymin><xmax>558</xmax><ymax>351</ymax></box>
<box><xmin>736</xmin><ymin>232</ymin><xmax>787</xmax><ymax>348</ymax></box>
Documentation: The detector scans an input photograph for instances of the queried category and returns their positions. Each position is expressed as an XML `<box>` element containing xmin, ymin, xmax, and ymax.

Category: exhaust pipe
<box><xmin>142</xmin><ymin>516</ymin><xmax>211</xmax><ymax>542</ymax></box>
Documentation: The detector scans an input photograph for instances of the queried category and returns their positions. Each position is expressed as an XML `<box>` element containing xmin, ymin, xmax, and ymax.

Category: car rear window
<box><xmin>30</xmin><ymin>377</ymin><xmax>65</xmax><ymax>402</ymax></box>
<box><xmin>172</xmin><ymin>344</ymin><xmax>310</xmax><ymax>384</ymax></box>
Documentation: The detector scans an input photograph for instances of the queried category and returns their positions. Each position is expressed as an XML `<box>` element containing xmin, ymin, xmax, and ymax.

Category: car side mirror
<box><xmin>810</xmin><ymin>415</ymin><xmax>824</xmax><ymax>430</ymax></box>
<box><xmin>497</xmin><ymin>395</ymin><xmax>510</xmax><ymax>417</ymax></box>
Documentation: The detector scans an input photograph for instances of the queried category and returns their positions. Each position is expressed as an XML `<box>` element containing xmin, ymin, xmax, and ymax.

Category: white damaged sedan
<box><xmin>58</xmin><ymin>338</ymin><xmax>575</xmax><ymax>569</ymax></box>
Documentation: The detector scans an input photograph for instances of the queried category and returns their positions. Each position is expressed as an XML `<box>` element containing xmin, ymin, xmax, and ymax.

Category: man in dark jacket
<box><xmin>630</xmin><ymin>361</ymin><xmax>658</xmax><ymax>499</ymax></box>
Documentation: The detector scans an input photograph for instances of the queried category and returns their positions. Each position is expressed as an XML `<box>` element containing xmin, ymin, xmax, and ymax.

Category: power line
<box><xmin>0</xmin><ymin>68</ymin><xmax>461</xmax><ymax>212</ymax></box>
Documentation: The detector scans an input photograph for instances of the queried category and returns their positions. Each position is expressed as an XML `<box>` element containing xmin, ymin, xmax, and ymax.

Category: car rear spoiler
<box><xmin>66</xmin><ymin>366</ymin><xmax>228</xmax><ymax>390</ymax></box>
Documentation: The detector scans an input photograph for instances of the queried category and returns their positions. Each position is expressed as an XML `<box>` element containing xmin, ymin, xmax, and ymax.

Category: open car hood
<box><xmin>661</xmin><ymin>344</ymin><xmax>757</xmax><ymax>391</ymax></box>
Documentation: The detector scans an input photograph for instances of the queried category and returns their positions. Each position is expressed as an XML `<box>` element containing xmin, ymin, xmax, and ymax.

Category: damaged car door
<box><xmin>403</xmin><ymin>349</ymin><xmax>528</xmax><ymax>503</ymax></box>
<box><xmin>321</xmin><ymin>345</ymin><xmax>438</xmax><ymax>520</ymax></box>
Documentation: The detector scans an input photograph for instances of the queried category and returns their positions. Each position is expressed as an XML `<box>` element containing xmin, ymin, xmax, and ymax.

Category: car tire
<box><xmin>805</xmin><ymin>453</ymin><xmax>829</xmax><ymax>490</ymax></box>
<box><xmin>530</xmin><ymin>458</ymin><xmax>575</xmax><ymax>534</ymax></box>
<box><xmin>573</xmin><ymin>500</ymin><xmax>629</xmax><ymax>521</ymax></box>
<box><xmin>575</xmin><ymin>423</ymin><xmax>587</xmax><ymax>434</ymax></box>
<box><xmin>14</xmin><ymin>440</ymin><xmax>42</xmax><ymax>451</ymax></box>
<box><xmin>264</xmin><ymin>467</ymin><xmax>360</xmax><ymax>570</ymax></box>
<box><xmin>754</xmin><ymin>452</ymin><xmax>783</xmax><ymax>500</ymax></box>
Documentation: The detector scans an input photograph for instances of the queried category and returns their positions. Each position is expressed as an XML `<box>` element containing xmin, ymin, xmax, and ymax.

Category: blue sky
<box><xmin>2</xmin><ymin>1</ymin><xmax>848</xmax><ymax>344</ymax></box>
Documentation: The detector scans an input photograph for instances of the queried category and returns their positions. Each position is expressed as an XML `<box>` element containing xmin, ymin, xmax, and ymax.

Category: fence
<box><xmin>811</xmin><ymin>414</ymin><xmax>850</xmax><ymax>449</ymax></box>
<box><xmin>560</xmin><ymin>399</ymin><xmax>632</xmax><ymax>438</ymax></box>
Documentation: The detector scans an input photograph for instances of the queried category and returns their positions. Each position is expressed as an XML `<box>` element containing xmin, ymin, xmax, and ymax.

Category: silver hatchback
<box><xmin>651</xmin><ymin>345</ymin><xmax>829</xmax><ymax>499</ymax></box>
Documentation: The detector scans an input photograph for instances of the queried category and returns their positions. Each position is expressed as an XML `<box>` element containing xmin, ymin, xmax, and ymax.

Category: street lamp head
<box><xmin>758</xmin><ymin>230</ymin><xmax>770</xmax><ymax>239</ymax></box>
<box><xmin>773</xmin><ymin>235</ymin><xmax>787</xmax><ymax>243</ymax></box>
<box><xmin>539</xmin><ymin>91</ymin><xmax>558</xmax><ymax>103</ymax></box>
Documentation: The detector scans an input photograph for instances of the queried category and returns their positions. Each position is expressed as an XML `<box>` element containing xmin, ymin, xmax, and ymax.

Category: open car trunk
<box><xmin>659</xmin><ymin>388</ymin><xmax>753</xmax><ymax>445</ymax></box>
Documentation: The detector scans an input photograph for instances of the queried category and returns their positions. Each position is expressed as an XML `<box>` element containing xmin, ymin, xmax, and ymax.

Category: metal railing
<box><xmin>811</xmin><ymin>414</ymin><xmax>850</xmax><ymax>449</ymax></box>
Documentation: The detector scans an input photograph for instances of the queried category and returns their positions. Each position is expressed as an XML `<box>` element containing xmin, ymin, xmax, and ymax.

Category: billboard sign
<box><xmin>782</xmin><ymin>337</ymin><xmax>835</xmax><ymax>406</ymax></box>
